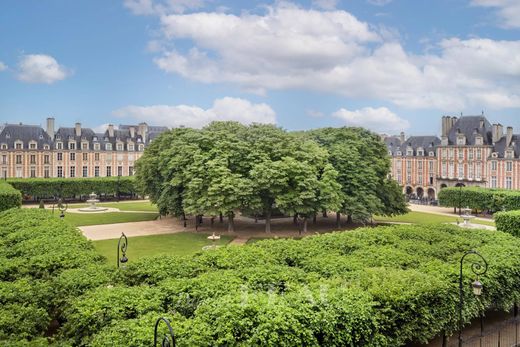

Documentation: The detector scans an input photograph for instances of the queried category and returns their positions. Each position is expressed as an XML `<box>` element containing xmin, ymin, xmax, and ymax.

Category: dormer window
<box><xmin>39</xmin><ymin>134</ymin><xmax>44</xmax><ymax>139</ymax></box>
<box><xmin>475</xmin><ymin>137</ymin><xmax>483</xmax><ymax>145</ymax></box>
<box><xmin>457</xmin><ymin>137</ymin><xmax>465</xmax><ymax>145</ymax></box>
<box><xmin>492</xmin><ymin>152</ymin><xmax>498</xmax><ymax>158</ymax></box>
<box><xmin>56</xmin><ymin>142</ymin><xmax>63</xmax><ymax>150</ymax></box>
<box><xmin>82</xmin><ymin>142</ymin><xmax>89</xmax><ymax>150</ymax></box>
<box><xmin>117</xmin><ymin>143</ymin><xmax>123</xmax><ymax>151</ymax></box>
<box><xmin>506</xmin><ymin>150</ymin><xmax>514</xmax><ymax>159</ymax></box>
<box><xmin>106</xmin><ymin>143</ymin><xmax>112</xmax><ymax>151</ymax></box>
<box><xmin>388</xmin><ymin>150</ymin><xmax>392</xmax><ymax>156</ymax></box>
<box><xmin>29</xmin><ymin>143</ymin><xmax>37</xmax><ymax>150</ymax></box>
<box><xmin>94</xmin><ymin>143</ymin><xmax>100</xmax><ymax>150</ymax></box>
<box><xmin>138</xmin><ymin>144</ymin><xmax>144</xmax><ymax>151</ymax></box>
<box><xmin>396</xmin><ymin>151</ymin><xmax>402</xmax><ymax>156</ymax></box>
<box><xmin>56</xmin><ymin>135</ymin><xmax>61</xmax><ymax>140</ymax></box>
<box><xmin>69</xmin><ymin>142</ymin><xmax>76</xmax><ymax>150</ymax></box>
<box><xmin>43</xmin><ymin>145</ymin><xmax>49</xmax><ymax>150</ymax></box>
<box><xmin>429</xmin><ymin>151</ymin><xmax>435</xmax><ymax>157</ymax></box>
<box><xmin>93</xmin><ymin>136</ymin><xmax>98</xmax><ymax>141</ymax></box>
<box><xmin>15</xmin><ymin>142</ymin><xmax>22</xmax><ymax>150</ymax></box>
<box><xmin>128</xmin><ymin>144</ymin><xmax>134</xmax><ymax>151</ymax></box>
<box><xmin>417</xmin><ymin>148</ymin><xmax>424</xmax><ymax>156</ymax></box>
<box><xmin>5</xmin><ymin>133</ymin><xmax>10</xmax><ymax>139</ymax></box>
<box><xmin>1</xmin><ymin>144</ymin><xmax>7</xmax><ymax>150</ymax></box>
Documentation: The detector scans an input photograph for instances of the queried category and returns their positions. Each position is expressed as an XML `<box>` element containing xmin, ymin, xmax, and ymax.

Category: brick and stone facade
<box><xmin>385</xmin><ymin>115</ymin><xmax>520</xmax><ymax>199</ymax></box>
<box><xmin>0</xmin><ymin>118</ymin><xmax>167</xmax><ymax>179</ymax></box>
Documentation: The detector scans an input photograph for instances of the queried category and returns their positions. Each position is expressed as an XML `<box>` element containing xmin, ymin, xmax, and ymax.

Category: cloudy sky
<box><xmin>1</xmin><ymin>0</ymin><xmax>519</xmax><ymax>135</ymax></box>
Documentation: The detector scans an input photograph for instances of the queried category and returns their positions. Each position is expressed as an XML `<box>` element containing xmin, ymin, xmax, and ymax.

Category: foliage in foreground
<box><xmin>495</xmin><ymin>210</ymin><xmax>520</xmax><ymax>237</ymax></box>
<box><xmin>3</xmin><ymin>208</ymin><xmax>520</xmax><ymax>346</ymax></box>
<box><xmin>438</xmin><ymin>187</ymin><xmax>520</xmax><ymax>212</ymax></box>
<box><xmin>64</xmin><ymin>225</ymin><xmax>520</xmax><ymax>346</ymax></box>
<box><xmin>0</xmin><ymin>181</ymin><xmax>21</xmax><ymax>211</ymax></box>
<box><xmin>0</xmin><ymin>209</ymin><xmax>108</xmax><ymax>345</ymax></box>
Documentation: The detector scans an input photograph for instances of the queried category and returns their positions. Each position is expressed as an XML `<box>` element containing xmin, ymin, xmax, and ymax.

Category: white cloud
<box><xmin>112</xmin><ymin>97</ymin><xmax>276</xmax><ymax>128</ymax></box>
<box><xmin>148</xmin><ymin>2</ymin><xmax>520</xmax><ymax>111</ymax></box>
<box><xmin>471</xmin><ymin>0</ymin><xmax>520</xmax><ymax>28</ymax></box>
<box><xmin>124</xmin><ymin>0</ymin><xmax>206</xmax><ymax>15</ymax></box>
<box><xmin>311</xmin><ymin>0</ymin><xmax>338</xmax><ymax>10</ymax></box>
<box><xmin>332</xmin><ymin>107</ymin><xmax>410</xmax><ymax>132</ymax></box>
<box><xmin>17</xmin><ymin>54</ymin><xmax>71</xmax><ymax>84</ymax></box>
<box><xmin>0</xmin><ymin>61</ymin><xmax>6</xmax><ymax>71</ymax></box>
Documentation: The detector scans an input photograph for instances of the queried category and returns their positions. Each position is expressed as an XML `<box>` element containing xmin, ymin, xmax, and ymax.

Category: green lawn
<box><xmin>68</xmin><ymin>201</ymin><xmax>158</xmax><ymax>212</ymax></box>
<box><xmin>374</xmin><ymin>211</ymin><xmax>495</xmax><ymax>226</ymax></box>
<box><xmin>62</xmin><ymin>212</ymin><xmax>159</xmax><ymax>226</ymax></box>
<box><xmin>92</xmin><ymin>232</ymin><xmax>235</xmax><ymax>263</ymax></box>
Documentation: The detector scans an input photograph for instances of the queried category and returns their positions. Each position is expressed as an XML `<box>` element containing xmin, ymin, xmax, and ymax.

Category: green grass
<box><xmin>68</xmin><ymin>201</ymin><xmax>158</xmax><ymax>212</ymax></box>
<box><xmin>92</xmin><ymin>232</ymin><xmax>235</xmax><ymax>263</ymax></box>
<box><xmin>62</xmin><ymin>212</ymin><xmax>159</xmax><ymax>226</ymax></box>
<box><xmin>374</xmin><ymin>211</ymin><xmax>495</xmax><ymax>226</ymax></box>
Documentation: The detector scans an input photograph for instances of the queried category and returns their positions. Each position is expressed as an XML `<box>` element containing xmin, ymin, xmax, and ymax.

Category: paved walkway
<box><xmin>81</xmin><ymin>216</ymin><xmax>185</xmax><ymax>240</ymax></box>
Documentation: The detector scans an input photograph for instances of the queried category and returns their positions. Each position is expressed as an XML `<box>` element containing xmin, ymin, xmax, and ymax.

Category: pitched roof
<box><xmin>0</xmin><ymin>124</ymin><xmax>53</xmax><ymax>149</ymax></box>
<box><xmin>447</xmin><ymin>116</ymin><xmax>493</xmax><ymax>145</ymax></box>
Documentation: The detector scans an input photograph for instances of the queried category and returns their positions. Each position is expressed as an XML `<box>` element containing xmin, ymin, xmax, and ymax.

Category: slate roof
<box><xmin>447</xmin><ymin>116</ymin><xmax>493</xmax><ymax>145</ymax></box>
<box><xmin>403</xmin><ymin>136</ymin><xmax>441</xmax><ymax>155</ymax></box>
<box><xmin>0</xmin><ymin>124</ymin><xmax>53</xmax><ymax>149</ymax></box>
<box><xmin>384</xmin><ymin>136</ymin><xmax>403</xmax><ymax>156</ymax></box>
<box><xmin>492</xmin><ymin>135</ymin><xmax>520</xmax><ymax>158</ymax></box>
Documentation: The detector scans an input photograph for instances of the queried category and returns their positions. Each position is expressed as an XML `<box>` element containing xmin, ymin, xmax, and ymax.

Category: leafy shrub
<box><xmin>64</xmin><ymin>224</ymin><xmax>520</xmax><ymax>346</ymax></box>
<box><xmin>0</xmin><ymin>181</ymin><xmax>21</xmax><ymax>211</ymax></box>
<box><xmin>0</xmin><ymin>209</ymin><xmax>107</xmax><ymax>345</ymax></box>
<box><xmin>438</xmin><ymin>187</ymin><xmax>520</xmax><ymax>212</ymax></box>
<box><xmin>7</xmin><ymin>176</ymin><xmax>136</xmax><ymax>200</ymax></box>
<box><xmin>495</xmin><ymin>210</ymin><xmax>520</xmax><ymax>237</ymax></box>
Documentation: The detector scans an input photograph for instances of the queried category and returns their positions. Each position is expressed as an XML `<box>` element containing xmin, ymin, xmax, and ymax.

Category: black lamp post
<box><xmin>53</xmin><ymin>198</ymin><xmax>68</xmax><ymax>219</ymax></box>
<box><xmin>154</xmin><ymin>317</ymin><xmax>176</xmax><ymax>347</ymax></box>
<box><xmin>117</xmin><ymin>173</ymin><xmax>121</xmax><ymax>202</ymax></box>
<box><xmin>458</xmin><ymin>250</ymin><xmax>488</xmax><ymax>347</ymax></box>
<box><xmin>458</xmin><ymin>178</ymin><xmax>463</xmax><ymax>216</ymax></box>
<box><xmin>117</xmin><ymin>232</ymin><xmax>128</xmax><ymax>268</ymax></box>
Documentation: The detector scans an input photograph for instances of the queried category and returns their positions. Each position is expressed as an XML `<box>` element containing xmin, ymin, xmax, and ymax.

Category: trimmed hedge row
<box><xmin>438</xmin><ymin>187</ymin><xmax>520</xmax><ymax>212</ymax></box>
<box><xmin>63</xmin><ymin>224</ymin><xmax>520</xmax><ymax>346</ymax></box>
<box><xmin>495</xmin><ymin>210</ymin><xmax>520</xmax><ymax>237</ymax></box>
<box><xmin>7</xmin><ymin>177</ymin><xmax>136</xmax><ymax>200</ymax></box>
<box><xmin>0</xmin><ymin>182</ymin><xmax>21</xmax><ymax>212</ymax></box>
<box><xmin>0</xmin><ymin>209</ymin><xmax>108</xmax><ymax>345</ymax></box>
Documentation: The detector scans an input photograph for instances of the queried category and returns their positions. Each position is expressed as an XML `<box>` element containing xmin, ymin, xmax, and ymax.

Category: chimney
<box><xmin>46</xmin><ymin>117</ymin><xmax>55</xmax><ymax>138</ymax></box>
<box><xmin>441</xmin><ymin>116</ymin><xmax>447</xmax><ymax>137</ymax></box>
<box><xmin>138</xmin><ymin>122</ymin><xmax>148</xmax><ymax>143</ymax></box>
<box><xmin>507</xmin><ymin>126</ymin><xmax>513</xmax><ymax>147</ymax></box>
<box><xmin>129</xmin><ymin>126</ymin><xmax>136</xmax><ymax>138</ymax></box>
<box><xmin>108</xmin><ymin>124</ymin><xmax>114</xmax><ymax>137</ymax></box>
<box><xmin>492</xmin><ymin>124</ymin><xmax>503</xmax><ymax>144</ymax></box>
<box><xmin>75</xmin><ymin>122</ymin><xmax>81</xmax><ymax>137</ymax></box>
<box><xmin>400</xmin><ymin>131</ymin><xmax>405</xmax><ymax>144</ymax></box>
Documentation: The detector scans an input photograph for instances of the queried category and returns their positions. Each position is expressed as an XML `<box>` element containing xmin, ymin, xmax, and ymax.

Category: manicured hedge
<box><xmin>438</xmin><ymin>187</ymin><xmax>520</xmax><ymax>212</ymax></box>
<box><xmin>3</xmin><ymin>211</ymin><xmax>520</xmax><ymax>346</ymax></box>
<box><xmin>0</xmin><ymin>181</ymin><xmax>21</xmax><ymax>212</ymax></box>
<box><xmin>63</xmin><ymin>224</ymin><xmax>520</xmax><ymax>346</ymax></box>
<box><xmin>7</xmin><ymin>177</ymin><xmax>136</xmax><ymax>200</ymax></box>
<box><xmin>0</xmin><ymin>209</ymin><xmax>108</xmax><ymax>345</ymax></box>
<box><xmin>495</xmin><ymin>210</ymin><xmax>520</xmax><ymax>237</ymax></box>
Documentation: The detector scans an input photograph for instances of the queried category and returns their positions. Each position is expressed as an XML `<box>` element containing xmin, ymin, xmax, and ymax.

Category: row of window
<box><xmin>491</xmin><ymin>176</ymin><xmax>513</xmax><ymax>189</ymax></box>
<box><xmin>2</xmin><ymin>166</ymin><xmax>135</xmax><ymax>178</ymax></box>
<box><xmin>0</xmin><ymin>142</ymin><xmax>145</xmax><ymax>151</ymax></box>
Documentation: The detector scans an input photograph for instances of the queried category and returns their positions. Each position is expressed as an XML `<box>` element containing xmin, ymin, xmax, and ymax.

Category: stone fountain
<box><xmin>460</xmin><ymin>207</ymin><xmax>476</xmax><ymax>227</ymax></box>
<box><xmin>79</xmin><ymin>192</ymin><xmax>108</xmax><ymax>212</ymax></box>
<box><xmin>203</xmin><ymin>232</ymin><xmax>221</xmax><ymax>250</ymax></box>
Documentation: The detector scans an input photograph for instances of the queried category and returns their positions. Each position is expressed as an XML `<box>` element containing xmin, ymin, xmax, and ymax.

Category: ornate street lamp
<box><xmin>53</xmin><ymin>198</ymin><xmax>68</xmax><ymax>219</ymax></box>
<box><xmin>117</xmin><ymin>173</ymin><xmax>121</xmax><ymax>202</ymax></box>
<box><xmin>117</xmin><ymin>232</ymin><xmax>128</xmax><ymax>268</ymax></box>
<box><xmin>154</xmin><ymin>317</ymin><xmax>176</xmax><ymax>347</ymax></box>
<box><xmin>458</xmin><ymin>250</ymin><xmax>488</xmax><ymax>347</ymax></box>
<box><xmin>458</xmin><ymin>178</ymin><xmax>463</xmax><ymax>216</ymax></box>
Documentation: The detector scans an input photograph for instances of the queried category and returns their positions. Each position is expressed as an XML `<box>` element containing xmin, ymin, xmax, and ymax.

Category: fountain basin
<box><xmin>78</xmin><ymin>192</ymin><xmax>109</xmax><ymax>212</ymax></box>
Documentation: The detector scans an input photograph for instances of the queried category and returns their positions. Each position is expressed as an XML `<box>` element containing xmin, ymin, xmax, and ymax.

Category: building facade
<box><xmin>385</xmin><ymin>115</ymin><xmax>520</xmax><ymax>200</ymax></box>
<box><xmin>0</xmin><ymin>118</ymin><xmax>168</xmax><ymax>179</ymax></box>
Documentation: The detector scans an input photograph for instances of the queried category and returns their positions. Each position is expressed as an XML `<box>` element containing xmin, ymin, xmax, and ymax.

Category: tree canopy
<box><xmin>135</xmin><ymin>122</ymin><xmax>406</xmax><ymax>232</ymax></box>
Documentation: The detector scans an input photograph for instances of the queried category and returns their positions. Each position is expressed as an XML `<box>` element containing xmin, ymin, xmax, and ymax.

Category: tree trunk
<box><xmin>303</xmin><ymin>217</ymin><xmax>308</xmax><ymax>233</ymax></box>
<box><xmin>336</xmin><ymin>212</ymin><xmax>341</xmax><ymax>228</ymax></box>
<box><xmin>347</xmin><ymin>214</ymin><xmax>353</xmax><ymax>225</ymax></box>
<box><xmin>322</xmin><ymin>210</ymin><xmax>328</xmax><ymax>218</ymax></box>
<box><xmin>265</xmin><ymin>209</ymin><xmax>272</xmax><ymax>233</ymax></box>
<box><xmin>293</xmin><ymin>214</ymin><xmax>297</xmax><ymax>225</ymax></box>
<box><xmin>182</xmin><ymin>213</ymin><xmax>187</xmax><ymax>228</ymax></box>
<box><xmin>195</xmin><ymin>215</ymin><xmax>198</xmax><ymax>231</ymax></box>
<box><xmin>228</xmin><ymin>212</ymin><xmax>235</xmax><ymax>232</ymax></box>
<box><xmin>313</xmin><ymin>213</ymin><xmax>317</xmax><ymax>224</ymax></box>
<box><xmin>211</xmin><ymin>217</ymin><xmax>214</xmax><ymax>227</ymax></box>
<box><xmin>220</xmin><ymin>213</ymin><xmax>223</xmax><ymax>223</ymax></box>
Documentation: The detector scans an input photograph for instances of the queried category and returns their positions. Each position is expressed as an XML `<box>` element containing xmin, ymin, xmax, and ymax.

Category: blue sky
<box><xmin>0</xmin><ymin>0</ymin><xmax>519</xmax><ymax>136</ymax></box>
